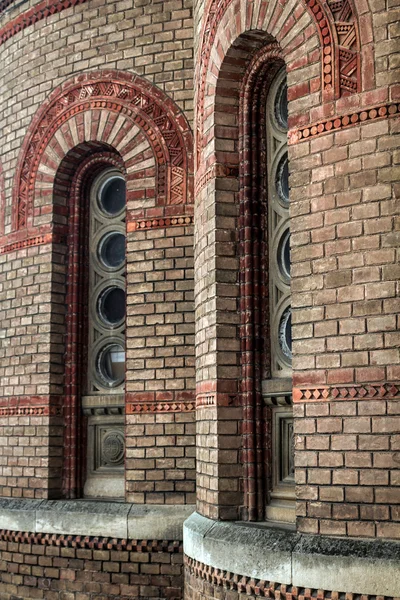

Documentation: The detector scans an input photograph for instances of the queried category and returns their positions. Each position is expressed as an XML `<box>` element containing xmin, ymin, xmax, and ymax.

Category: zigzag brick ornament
<box><xmin>13</xmin><ymin>72</ymin><xmax>194</xmax><ymax>232</ymax></box>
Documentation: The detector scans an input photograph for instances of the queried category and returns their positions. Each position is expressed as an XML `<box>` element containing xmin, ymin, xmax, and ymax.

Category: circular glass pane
<box><xmin>99</xmin><ymin>232</ymin><xmax>126</xmax><ymax>269</ymax></box>
<box><xmin>97</xmin><ymin>343</ymin><xmax>125</xmax><ymax>387</ymax></box>
<box><xmin>98</xmin><ymin>176</ymin><xmax>126</xmax><ymax>216</ymax></box>
<box><xmin>278</xmin><ymin>229</ymin><xmax>291</xmax><ymax>279</ymax></box>
<box><xmin>98</xmin><ymin>286</ymin><xmax>125</xmax><ymax>326</ymax></box>
<box><xmin>279</xmin><ymin>307</ymin><xmax>292</xmax><ymax>360</ymax></box>
<box><xmin>275</xmin><ymin>81</ymin><xmax>288</xmax><ymax>129</ymax></box>
<box><xmin>276</xmin><ymin>154</ymin><xmax>289</xmax><ymax>204</ymax></box>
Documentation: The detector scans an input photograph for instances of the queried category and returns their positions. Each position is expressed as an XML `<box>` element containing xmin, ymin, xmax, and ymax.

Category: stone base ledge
<box><xmin>0</xmin><ymin>498</ymin><xmax>195</xmax><ymax>540</ymax></box>
<box><xmin>183</xmin><ymin>512</ymin><xmax>400</xmax><ymax>597</ymax></box>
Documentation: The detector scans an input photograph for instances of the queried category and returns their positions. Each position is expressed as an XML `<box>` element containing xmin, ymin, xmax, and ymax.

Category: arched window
<box><xmin>83</xmin><ymin>167</ymin><xmax>126</xmax><ymax>499</ymax></box>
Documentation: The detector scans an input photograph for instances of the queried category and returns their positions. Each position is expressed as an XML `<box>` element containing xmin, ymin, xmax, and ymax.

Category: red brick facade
<box><xmin>0</xmin><ymin>0</ymin><xmax>399</xmax><ymax>598</ymax></box>
<box><xmin>0</xmin><ymin>533</ymin><xmax>183</xmax><ymax>599</ymax></box>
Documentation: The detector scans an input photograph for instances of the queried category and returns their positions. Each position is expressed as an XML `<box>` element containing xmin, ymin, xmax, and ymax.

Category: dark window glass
<box><xmin>98</xmin><ymin>287</ymin><xmax>125</xmax><ymax>326</ymax></box>
<box><xmin>275</xmin><ymin>81</ymin><xmax>288</xmax><ymax>129</ymax></box>
<box><xmin>278</xmin><ymin>229</ymin><xmax>291</xmax><ymax>279</ymax></box>
<box><xmin>99</xmin><ymin>232</ymin><xmax>125</xmax><ymax>269</ymax></box>
<box><xmin>97</xmin><ymin>344</ymin><xmax>125</xmax><ymax>386</ymax></box>
<box><xmin>98</xmin><ymin>176</ymin><xmax>126</xmax><ymax>216</ymax></box>
<box><xmin>276</xmin><ymin>154</ymin><xmax>289</xmax><ymax>204</ymax></box>
<box><xmin>279</xmin><ymin>307</ymin><xmax>292</xmax><ymax>359</ymax></box>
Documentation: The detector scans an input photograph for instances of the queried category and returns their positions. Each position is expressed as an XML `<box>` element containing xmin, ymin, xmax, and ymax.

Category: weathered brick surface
<box><xmin>294</xmin><ymin>398</ymin><xmax>400</xmax><ymax>538</ymax></box>
<box><xmin>0</xmin><ymin>0</ymin><xmax>196</xmax><ymax>500</ymax></box>
<box><xmin>0</xmin><ymin>536</ymin><xmax>183</xmax><ymax>600</ymax></box>
<box><xmin>192</xmin><ymin>0</ymin><xmax>400</xmax><ymax>534</ymax></box>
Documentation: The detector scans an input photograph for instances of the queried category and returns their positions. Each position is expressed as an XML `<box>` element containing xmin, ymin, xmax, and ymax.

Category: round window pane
<box><xmin>276</xmin><ymin>154</ymin><xmax>289</xmax><ymax>204</ymax></box>
<box><xmin>99</xmin><ymin>232</ymin><xmax>125</xmax><ymax>269</ymax></box>
<box><xmin>97</xmin><ymin>344</ymin><xmax>125</xmax><ymax>387</ymax></box>
<box><xmin>275</xmin><ymin>81</ymin><xmax>288</xmax><ymax>129</ymax></box>
<box><xmin>98</xmin><ymin>286</ymin><xmax>125</xmax><ymax>326</ymax></box>
<box><xmin>98</xmin><ymin>176</ymin><xmax>126</xmax><ymax>216</ymax></box>
<box><xmin>278</xmin><ymin>229</ymin><xmax>291</xmax><ymax>279</ymax></box>
<box><xmin>279</xmin><ymin>307</ymin><xmax>292</xmax><ymax>360</ymax></box>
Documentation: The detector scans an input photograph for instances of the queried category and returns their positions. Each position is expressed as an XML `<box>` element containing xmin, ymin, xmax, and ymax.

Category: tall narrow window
<box><xmin>83</xmin><ymin>167</ymin><xmax>126</xmax><ymax>499</ymax></box>
<box><xmin>264</xmin><ymin>68</ymin><xmax>294</xmax><ymax>523</ymax></box>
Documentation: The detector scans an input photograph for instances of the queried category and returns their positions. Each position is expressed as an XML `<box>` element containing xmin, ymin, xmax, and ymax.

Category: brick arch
<box><xmin>13</xmin><ymin>70</ymin><xmax>194</xmax><ymax>232</ymax></box>
<box><xmin>196</xmin><ymin>0</ymin><xmax>365</xmax><ymax>171</ymax></box>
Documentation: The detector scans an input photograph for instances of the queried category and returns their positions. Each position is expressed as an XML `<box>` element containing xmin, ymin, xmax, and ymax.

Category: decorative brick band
<box><xmin>127</xmin><ymin>214</ymin><xmax>194</xmax><ymax>233</ymax></box>
<box><xmin>184</xmin><ymin>555</ymin><xmax>395</xmax><ymax>600</ymax></box>
<box><xmin>194</xmin><ymin>102</ymin><xmax>399</xmax><ymax>195</ymax></box>
<box><xmin>196</xmin><ymin>392</ymin><xmax>239</xmax><ymax>408</ymax></box>
<box><xmin>126</xmin><ymin>391</ymin><xmax>195</xmax><ymax>413</ymax></box>
<box><xmin>0</xmin><ymin>395</ymin><xmax>62</xmax><ymax>416</ymax></box>
<box><xmin>13</xmin><ymin>71</ymin><xmax>193</xmax><ymax>231</ymax></box>
<box><xmin>293</xmin><ymin>382</ymin><xmax>400</xmax><ymax>403</ymax></box>
<box><xmin>195</xmin><ymin>381</ymin><xmax>239</xmax><ymax>408</ymax></box>
<box><xmin>0</xmin><ymin>530</ymin><xmax>182</xmax><ymax>552</ymax></box>
<box><xmin>0</xmin><ymin>233</ymin><xmax>54</xmax><ymax>254</ymax></box>
<box><xmin>0</xmin><ymin>0</ymin><xmax>88</xmax><ymax>46</ymax></box>
<box><xmin>290</xmin><ymin>102</ymin><xmax>399</xmax><ymax>144</ymax></box>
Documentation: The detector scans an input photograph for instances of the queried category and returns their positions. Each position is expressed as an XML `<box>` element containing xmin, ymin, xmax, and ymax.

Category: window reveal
<box><xmin>264</xmin><ymin>68</ymin><xmax>294</xmax><ymax>523</ymax></box>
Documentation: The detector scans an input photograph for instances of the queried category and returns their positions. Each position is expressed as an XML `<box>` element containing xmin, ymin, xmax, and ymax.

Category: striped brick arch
<box><xmin>12</xmin><ymin>70</ymin><xmax>194</xmax><ymax>234</ymax></box>
<box><xmin>194</xmin><ymin>0</ymin><xmax>374</xmax><ymax>175</ymax></box>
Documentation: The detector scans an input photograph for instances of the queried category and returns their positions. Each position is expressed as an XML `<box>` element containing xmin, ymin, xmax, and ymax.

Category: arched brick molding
<box><xmin>194</xmin><ymin>0</ymin><xmax>373</xmax><ymax>172</ymax></box>
<box><xmin>195</xmin><ymin>0</ymin><xmax>320</xmax><ymax>172</ymax></box>
<box><xmin>12</xmin><ymin>70</ymin><xmax>194</xmax><ymax>233</ymax></box>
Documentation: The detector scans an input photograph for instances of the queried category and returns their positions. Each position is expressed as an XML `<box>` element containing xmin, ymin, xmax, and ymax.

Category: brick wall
<box><xmin>295</xmin><ymin>396</ymin><xmax>400</xmax><ymax>539</ymax></box>
<box><xmin>0</xmin><ymin>533</ymin><xmax>183</xmax><ymax>600</ymax></box>
<box><xmin>0</xmin><ymin>240</ymin><xmax>65</xmax><ymax>498</ymax></box>
<box><xmin>0</xmin><ymin>0</ymin><xmax>196</xmax><ymax>501</ymax></box>
<box><xmin>192</xmin><ymin>0</ymin><xmax>400</xmax><ymax>535</ymax></box>
<box><xmin>125</xmin><ymin>223</ymin><xmax>196</xmax><ymax>504</ymax></box>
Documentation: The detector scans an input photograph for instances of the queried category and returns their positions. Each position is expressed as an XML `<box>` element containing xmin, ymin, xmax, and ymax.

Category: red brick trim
<box><xmin>184</xmin><ymin>555</ymin><xmax>395</xmax><ymax>600</ymax></box>
<box><xmin>128</xmin><ymin>214</ymin><xmax>194</xmax><ymax>233</ymax></box>
<box><xmin>293</xmin><ymin>382</ymin><xmax>400</xmax><ymax>403</ymax></box>
<box><xmin>0</xmin><ymin>530</ymin><xmax>182</xmax><ymax>552</ymax></box>
<box><xmin>0</xmin><ymin>395</ymin><xmax>62</xmax><ymax>417</ymax></box>
<box><xmin>196</xmin><ymin>0</ymin><xmax>364</xmax><ymax>169</ymax></box>
<box><xmin>13</xmin><ymin>70</ymin><xmax>193</xmax><ymax>231</ymax></box>
<box><xmin>0</xmin><ymin>232</ymin><xmax>54</xmax><ymax>254</ymax></box>
<box><xmin>195</xmin><ymin>381</ymin><xmax>239</xmax><ymax>408</ymax></box>
<box><xmin>126</xmin><ymin>391</ymin><xmax>195</xmax><ymax>413</ymax></box>
<box><xmin>290</xmin><ymin>101</ymin><xmax>399</xmax><ymax>144</ymax></box>
<box><xmin>304</xmin><ymin>0</ymin><xmax>360</xmax><ymax>98</ymax></box>
<box><xmin>0</xmin><ymin>0</ymin><xmax>88</xmax><ymax>46</ymax></box>
<box><xmin>195</xmin><ymin>392</ymin><xmax>239</xmax><ymax>408</ymax></box>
